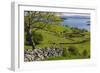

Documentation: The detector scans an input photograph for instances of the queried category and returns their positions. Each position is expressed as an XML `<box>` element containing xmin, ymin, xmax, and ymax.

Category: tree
<box><xmin>24</xmin><ymin>11</ymin><xmax>63</xmax><ymax>50</ymax></box>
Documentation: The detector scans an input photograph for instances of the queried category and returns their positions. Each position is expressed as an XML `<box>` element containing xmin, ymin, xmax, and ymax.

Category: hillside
<box><xmin>24</xmin><ymin>23</ymin><xmax>90</xmax><ymax>60</ymax></box>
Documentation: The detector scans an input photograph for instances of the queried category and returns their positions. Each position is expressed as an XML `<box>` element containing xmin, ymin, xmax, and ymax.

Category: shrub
<box><xmin>32</xmin><ymin>31</ymin><xmax>43</xmax><ymax>45</ymax></box>
<box><xmin>82</xmin><ymin>49</ymin><xmax>88</xmax><ymax>57</ymax></box>
<box><xmin>62</xmin><ymin>48</ymin><xmax>68</xmax><ymax>57</ymax></box>
<box><xmin>68</xmin><ymin>46</ymin><xmax>79</xmax><ymax>55</ymax></box>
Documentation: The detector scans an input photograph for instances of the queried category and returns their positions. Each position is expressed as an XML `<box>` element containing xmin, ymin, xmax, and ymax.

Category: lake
<box><xmin>60</xmin><ymin>16</ymin><xmax>90</xmax><ymax>31</ymax></box>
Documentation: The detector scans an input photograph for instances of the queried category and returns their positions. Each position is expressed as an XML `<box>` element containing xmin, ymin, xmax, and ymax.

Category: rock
<box><xmin>24</xmin><ymin>47</ymin><xmax>65</xmax><ymax>61</ymax></box>
<box><xmin>24</xmin><ymin>54</ymin><xmax>33</xmax><ymax>61</ymax></box>
<box><xmin>24</xmin><ymin>57</ymin><xmax>29</xmax><ymax>62</ymax></box>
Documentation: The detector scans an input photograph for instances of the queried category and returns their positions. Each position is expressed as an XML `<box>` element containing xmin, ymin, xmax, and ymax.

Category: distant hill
<box><xmin>60</xmin><ymin>15</ymin><xmax>90</xmax><ymax>19</ymax></box>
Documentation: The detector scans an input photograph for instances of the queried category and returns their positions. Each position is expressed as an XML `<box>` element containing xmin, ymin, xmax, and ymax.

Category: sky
<box><xmin>56</xmin><ymin>12</ymin><xmax>90</xmax><ymax>17</ymax></box>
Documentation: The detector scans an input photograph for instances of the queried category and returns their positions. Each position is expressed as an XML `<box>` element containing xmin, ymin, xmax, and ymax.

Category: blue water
<box><xmin>61</xmin><ymin>16</ymin><xmax>90</xmax><ymax>31</ymax></box>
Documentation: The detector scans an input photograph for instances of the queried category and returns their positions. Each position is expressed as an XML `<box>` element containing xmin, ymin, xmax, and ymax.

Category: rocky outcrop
<box><xmin>24</xmin><ymin>47</ymin><xmax>64</xmax><ymax>62</ymax></box>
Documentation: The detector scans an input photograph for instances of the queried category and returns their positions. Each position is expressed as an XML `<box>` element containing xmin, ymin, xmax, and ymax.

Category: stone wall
<box><xmin>24</xmin><ymin>48</ymin><xmax>64</xmax><ymax>62</ymax></box>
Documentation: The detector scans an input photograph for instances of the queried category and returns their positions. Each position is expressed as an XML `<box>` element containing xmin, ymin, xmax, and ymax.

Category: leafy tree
<box><xmin>24</xmin><ymin>11</ymin><xmax>63</xmax><ymax>50</ymax></box>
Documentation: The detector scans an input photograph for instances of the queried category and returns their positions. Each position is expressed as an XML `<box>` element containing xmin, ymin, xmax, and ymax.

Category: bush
<box><xmin>82</xmin><ymin>49</ymin><xmax>88</xmax><ymax>57</ymax></box>
<box><xmin>68</xmin><ymin>46</ymin><xmax>79</xmax><ymax>55</ymax></box>
<box><xmin>32</xmin><ymin>31</ymin><xmax>43</xmax><ymax>45</ymax></box>
<box><xmin>62</xmin><ymin>48</ymin><xmax>68</xmax><ymax>57</ymax></box>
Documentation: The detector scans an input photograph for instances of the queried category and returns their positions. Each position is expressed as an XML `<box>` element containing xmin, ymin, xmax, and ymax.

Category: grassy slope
<box><xmin>24</xmin><ymin>24</ymin><xmax>90</xmax><ymax>60</ymax></box>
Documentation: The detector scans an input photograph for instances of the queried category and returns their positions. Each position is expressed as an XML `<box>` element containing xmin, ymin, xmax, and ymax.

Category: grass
<box><xmin>47</xmin><ymin>54</ymin><xmax>89</xmax><ymax>60</ymax></box>
<box><xmin>24</xmin><ymin>23</ymin><xmax>90</xmax><ymax>60</ymax></box>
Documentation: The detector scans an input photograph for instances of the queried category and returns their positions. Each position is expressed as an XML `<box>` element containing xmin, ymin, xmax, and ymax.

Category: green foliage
<box><xmin>24</xmin><ymin>11</ymin><xmax>64</xmax><ymax>50</ymax></box>
<box><xmin>62</xmin><ymin>48</ymin><xmax>68</xmax><ymax>57</ymax></box>
<box><xmin>68</xmin><ymin>46</ymin><xmax>79</xmax><ymax>55</ymax></box>
<box><xmin>82</xmin><ymin>49</ymin><xmax>88</xmax><ymax>57</ymax></box>
<box><xmin>47</xmin><ymin>56</ymin><xmax>65</xmax><ymax>60</ymax></box>
<box><xmin>32</xmin><ymin>31</ymin><xmax>43</xmax><ymax>45</ymax></box>
<box><xmin>71</xmin><ymin>27</ymin><xmax>82</xmax><ymax>33</ymax></box>
<box><xmin>24</xmin><ymin>11</ymin><xmax>63</xmax><ymax>29</ymax></box>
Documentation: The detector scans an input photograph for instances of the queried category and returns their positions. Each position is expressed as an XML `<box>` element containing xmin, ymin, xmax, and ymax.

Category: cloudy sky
<box><xmin>56</xmin><ymin>12</ymin><xmax>90</xmax><ymax>17</ymax></box>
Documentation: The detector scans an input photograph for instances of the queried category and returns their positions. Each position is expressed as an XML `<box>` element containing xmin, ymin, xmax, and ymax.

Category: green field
<box><xmin>24</xmin><ymin>23</ymin><xmax>90</xmax><ymax>60</ymax></box>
